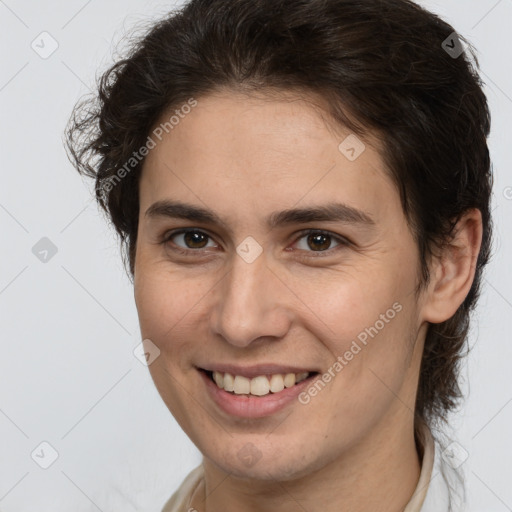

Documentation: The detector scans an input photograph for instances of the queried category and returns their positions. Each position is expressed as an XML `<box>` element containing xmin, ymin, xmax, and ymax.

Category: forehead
<box><xmin>139</xmin><ymin>90</ymin><xmax>400</xmax><ymax>228</ymax></box>
<box><xmin>146</xmin><ymin>89</ymin><xmax>375</xmax><ymax>164</ymax></box>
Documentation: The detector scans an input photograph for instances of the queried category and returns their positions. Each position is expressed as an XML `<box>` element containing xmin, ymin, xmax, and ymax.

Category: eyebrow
<box><xmin>145</xmin><ymin>199</ymin><xmax>375</xmax><ymax>233</ymax></box>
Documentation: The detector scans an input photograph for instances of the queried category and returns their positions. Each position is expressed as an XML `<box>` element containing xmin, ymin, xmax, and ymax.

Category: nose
<box><xmin>209</xmin><ymin>250</ymin><xmax>293</xmax><ymax>348</ymax></box>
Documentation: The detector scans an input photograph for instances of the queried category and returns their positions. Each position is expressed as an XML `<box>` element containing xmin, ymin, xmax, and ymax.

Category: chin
<box><xmin>204</xmin><ymin>440</ymin><xmax>325</xmax><ymax>482</ymax></box>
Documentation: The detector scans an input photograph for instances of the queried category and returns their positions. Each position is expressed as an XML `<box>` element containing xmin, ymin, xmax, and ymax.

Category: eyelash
<box><xmin>159</xmin><ymin>228</ymin><xmax>350</xmax><ymax>258</ymax></box>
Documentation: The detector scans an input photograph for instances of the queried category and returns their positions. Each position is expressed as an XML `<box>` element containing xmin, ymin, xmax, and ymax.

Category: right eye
<box><xmin>160</xmin><ymin>229</ymin><xmax>218</xmax><ymax>255</ymax></box>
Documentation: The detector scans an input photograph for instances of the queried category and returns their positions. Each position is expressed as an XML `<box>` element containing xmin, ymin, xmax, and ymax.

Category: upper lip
<box><xmin>198</xmin><ymin>363</ymin><xmax>319</xmax><ymax>379</ymax></box>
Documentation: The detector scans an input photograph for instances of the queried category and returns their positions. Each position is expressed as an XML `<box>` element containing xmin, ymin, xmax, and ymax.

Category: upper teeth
<box><xmin>212</xmin><ymin>371</ymin><xmax>310</xmax><ymax>396</ymax></box>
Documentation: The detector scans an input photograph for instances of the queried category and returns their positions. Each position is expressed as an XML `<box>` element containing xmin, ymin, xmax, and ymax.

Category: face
<box><xmin>134</xmin><ymin>90</ymin><xmax>428</xmax><ymax>481</ymax></box>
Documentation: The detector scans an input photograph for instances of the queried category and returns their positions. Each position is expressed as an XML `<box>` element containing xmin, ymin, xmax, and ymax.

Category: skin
<box><xmin>133</xmin><ymin>89</ymin><xmax>482</xmax><ymax>512</ymax></box>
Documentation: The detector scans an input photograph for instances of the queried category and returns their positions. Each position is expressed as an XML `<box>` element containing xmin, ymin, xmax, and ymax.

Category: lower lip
<box><xmin>199</xmin><ymin>369</ymin><xmax>317</xmax><ymax>419</ymax></box>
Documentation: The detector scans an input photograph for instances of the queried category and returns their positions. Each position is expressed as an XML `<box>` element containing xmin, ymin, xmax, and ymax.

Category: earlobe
<box><xmin>421</xmin><ymin>209</ymin><xmax>483</xmax><ymax>324</ymax></box>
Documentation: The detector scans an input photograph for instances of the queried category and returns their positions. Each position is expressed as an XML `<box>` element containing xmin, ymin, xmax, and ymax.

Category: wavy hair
<box><xmin>65</xmin><ymin>0</ymin><xmax>493</xmax><ymax>431</ymax></box>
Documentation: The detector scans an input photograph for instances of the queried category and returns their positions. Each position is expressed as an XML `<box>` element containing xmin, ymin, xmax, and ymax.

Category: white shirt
<box><xmin>162</xmin><ymin>424</ymin><xmax>461</xmax><ymax>511</ymax></box>
<box><xmin>406</xmin><ymin>422</ymin><xmax>461</xmax><ymax>511</ymax></box>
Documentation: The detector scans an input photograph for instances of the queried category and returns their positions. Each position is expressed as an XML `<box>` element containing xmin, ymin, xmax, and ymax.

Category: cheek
<box><xmin>133</xmin><ymin>265</ymin><xmax>216</xmax><ymax>432</ymax></box>
<box><xmin>134</xmin><ymin>263</ymin><xmax>213</xmax><ymax>364</ymax></box>
<box><xmin>296</xmin><ymin>263</ymin><xmax>407</xmax><ymax>346</ymax></box>
<box><xmin>299</xmin><ymin>262</ymin><xmax>418</xmax><ymax>408</ymax></box>
<box><xmin>320</xmin><ymin>311</ymin><xmax>417</xmax><ymax>453</ymax></box>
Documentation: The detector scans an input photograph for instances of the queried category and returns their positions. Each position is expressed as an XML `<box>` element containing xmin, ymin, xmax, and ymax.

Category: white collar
<box><xmin>406</xmin><ymin>422</ymin><xmax>463</xmax><ymax>512</ymax></box>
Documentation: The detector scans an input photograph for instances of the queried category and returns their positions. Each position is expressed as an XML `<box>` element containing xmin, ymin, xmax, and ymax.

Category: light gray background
<box><xmin>0</xmin><ymin>0</ymin><xmax>511</xmax><ymax>510</ymax></box>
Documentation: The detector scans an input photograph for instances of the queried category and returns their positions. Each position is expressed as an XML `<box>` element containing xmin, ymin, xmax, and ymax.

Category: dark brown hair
<box><xmin>65</xmin><ymin>0</ymin><xmax>493</xmax><ymax>429</ymax></box>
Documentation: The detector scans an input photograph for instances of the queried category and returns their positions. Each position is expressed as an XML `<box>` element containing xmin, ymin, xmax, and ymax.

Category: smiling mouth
<box><xmin>201</xmin><ymin>369</ymin><xmax>320</xmax><ymax>397</ymax></box>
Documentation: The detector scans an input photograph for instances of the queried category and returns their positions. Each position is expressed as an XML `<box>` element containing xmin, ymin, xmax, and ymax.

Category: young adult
<box><xmin>66</xmin><ymin>1</ymin><xmax>492</xmax><ymax>510</ymax></box>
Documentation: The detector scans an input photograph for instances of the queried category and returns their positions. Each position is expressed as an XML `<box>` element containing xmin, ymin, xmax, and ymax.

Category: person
<box><xmin>65</xmin><ymin>0</ymin><xmax>493</xmax><ymax>510</ymax></box>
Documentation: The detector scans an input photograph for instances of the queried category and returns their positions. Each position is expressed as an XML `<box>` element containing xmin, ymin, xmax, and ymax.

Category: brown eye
<box><xmin>293</xmin><ymin>229</ymin><xmax>348</xmax><ymax>254</ymax></box>
<box><xmin>306</xmin><ymin>232</ymin><xmax>332</xmax><ymax>251</ymax></box>
<box><xmin>181</xmin><ymin>230</ymin><xmax>210</xmax><ymax>249</ymax></box>
<box><xmin>163</xmin><ymin>229</ymin><xmax>216</xmax><ymax>252</ymax></box>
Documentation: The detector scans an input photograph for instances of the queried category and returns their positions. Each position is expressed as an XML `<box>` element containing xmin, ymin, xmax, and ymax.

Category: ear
<box><xmin>421</xmin><ymin>208</ymin><xmax>483</xmax><ymax>324</ymax></box>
